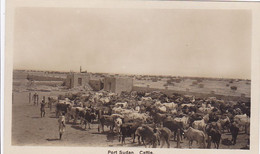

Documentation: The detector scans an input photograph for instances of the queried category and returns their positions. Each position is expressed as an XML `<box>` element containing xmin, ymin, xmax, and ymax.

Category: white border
<box><xmin>3</xmin><ymin>1</ymin><xmax>260</xmax><ymax>154</ymax></box>
<box><xmin>1</xmin><ymin>0</ymin><xmax>6</xmax><ymax>152</ymax></box>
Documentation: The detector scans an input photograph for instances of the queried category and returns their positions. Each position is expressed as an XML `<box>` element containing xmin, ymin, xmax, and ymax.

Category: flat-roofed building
<box><xmin>65</xmin><ymin>72</ymin><xmax>90</xmax><ymax>89</ymax></box>
<box><xmin>103</xmin><ymin>76</ymin><xmax>133</xmax><ymax>94</ymax></box>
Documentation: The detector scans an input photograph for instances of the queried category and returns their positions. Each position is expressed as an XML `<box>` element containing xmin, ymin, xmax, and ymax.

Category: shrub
<box><xmin>192</xmin><ymin>81</ymin><xmax>198</xmax><ymax>85</ymax></box>
<box><xmin>175</xmin><ymin>79</ymin><xmax>182</xmax><ymax>83</ymax></box>
<box><xmin>197</xmin><ymin>78</ymin><xmax>203</xmax><ymax>83</ymax></box>
<box><xmin>151</xmin><ymin>78</ymin><xmax>158</xmax><ymax>82</ymax></box>
<box><xmin>226</xmin><ymin>84</ymin><xmax>230</xmax><ymax>87</ymax></box>
<box><xmin>230</xmin><ymin>86</ymin><xmax>237</xmax><ymax>91</ymax></box>
<box><xmin>198</xmin><ymin>84</ymin><xmax>204</xmax><ymax>88</ymax></box>
<box><xmin>167</xmin><ymin>80</ymin><xmax>172</xmax><ymax>84</ymax></box>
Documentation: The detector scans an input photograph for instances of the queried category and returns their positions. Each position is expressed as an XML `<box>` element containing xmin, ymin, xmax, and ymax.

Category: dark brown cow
<box><xmin>135</xmin><ymin>125</ymin><xmax>158</xmax><ymax>148</ymax></box>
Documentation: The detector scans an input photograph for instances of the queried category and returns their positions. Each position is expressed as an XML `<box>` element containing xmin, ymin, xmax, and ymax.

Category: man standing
<box><xmin>33</xmin><ymin>93</ymin><xmax>37</xmax><ymax>105</ymax></box>
<box><xmin>48</xmin><ymin>97</ymin><xmax>52</xmax><ymax>112</ymax></box>
<box><xmin>29</xmin><ymin>92</ymin><xmax>31</xmax><ymax>104</ymax></box>
<box><xmin>58</xmin><ymin>113</ymin><xmax>66</xmax><ymax>140</ymax></box>
<box><xmin>36</xmin><ymin>93</ymin><xmax>39</xmax><ymax>106</ymax></box>
<box><xmin>40</xmin><ymin>99</ymin><xmax>46</xmax><ymax>118</ymax></box>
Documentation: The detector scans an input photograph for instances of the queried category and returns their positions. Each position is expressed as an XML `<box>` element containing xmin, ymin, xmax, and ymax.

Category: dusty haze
<box><xmin>14</xmin><ymin>8</ymin><xmax>251</xmax><ymax>79</ymax></box>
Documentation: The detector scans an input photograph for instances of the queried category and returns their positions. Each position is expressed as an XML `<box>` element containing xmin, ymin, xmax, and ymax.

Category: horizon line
<box><xmin>13</xmin><ymin>68</ymin><xmax>251</xmax><ymax>81</ymax></box>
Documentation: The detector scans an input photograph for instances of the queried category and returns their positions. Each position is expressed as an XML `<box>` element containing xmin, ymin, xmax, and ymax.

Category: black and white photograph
<box><xmin>3</xmin><ymin>1</ymin><xmax>260</xmax><ymax>154</ymax></box>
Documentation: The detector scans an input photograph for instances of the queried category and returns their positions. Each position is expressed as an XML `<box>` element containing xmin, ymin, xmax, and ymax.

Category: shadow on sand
<box><xmin>91</xmin><ymin>130</ymin><xmax>113</xmax><ymax>135</ymax></box>
<box><xmin>46</xmin><ymin>138</ymin><xmax>60</xmax><ymax>141</ymax></box>
<box><xmin>71</xmin><ymin>125</ymin><xmax>86</xmax><ymax>131</ymax></box>
<box><xmin>49</xmin><ymin>116</ymin><xmax>57</xmax><ymax>118</ymax></box>
<box><xmin>31</xmin><ymin>117</ymin><xmax>41</xmax><ymax>119</ymax></box>
<box><xmin>66</xmin><ymin>121</ymin><xmax>76</xmax><ymax>125</ymax></box>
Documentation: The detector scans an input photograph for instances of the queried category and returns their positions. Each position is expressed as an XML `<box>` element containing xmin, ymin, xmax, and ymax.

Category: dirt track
<box><xmin>12</xmin><ymin>91</ymin><xmax>250</xmax><ymax>149</ymax></box>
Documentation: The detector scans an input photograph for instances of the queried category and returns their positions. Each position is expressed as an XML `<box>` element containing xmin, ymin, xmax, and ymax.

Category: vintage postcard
<box><xmin>3</xmin><ymin>0</ymin><xmax>260</xmax><ymax>154</ymax></box>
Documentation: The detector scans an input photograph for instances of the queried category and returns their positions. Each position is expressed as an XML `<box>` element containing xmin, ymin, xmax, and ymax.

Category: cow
<box><xmin>198</xmin><ymin>106</ymin><xmax>214</xmax><ymax>114</ymax></box>
<box><xmin>189</xmin><ymin>113</ymin><xmax>203</xmax><ymax>125</ymax></box>
<box><xmin>119</xmin><ymin>122</ymin><xmax>141</xmax><ymax>144</ymax></box>
<box><xmin>174</xmin><ymin>116</ymin><xmax>190</xmax><ymax>129</ymax></box>
<box><xmin>192</xmin><ymin>114</ymin><xmax>209</xmax><ymax>132</ymax></box>
<box><xmin>181</xmin><ymin>103</ymin><xmax>195</xmax><ymax>108</ymax></box>
<box><xmin>125</xmin><ymin>112</ymin><xmax>150</xmax><ymax>123</ymax></box>
<box><xmin>156</xmin><ymin>105</ymin><xmax>167</xmax><ymax>113</ymax></box>
<box><xmin>217</xmin><ymin>116</ymin><xmax>231</xmax><ymax>133</ymax></box>
<box><xmin>163</xmin><ymin>119</ymin><xmax>184</xmax><ymax>141</ymax></box>
<box><xmin>229</xmin><ymin>122</ymin><xmax>239</xmax><ymax>145</ymax></box>
<box><xmin>47</xmin><ymin>97</ymin><xmax>57</xmax><ymax>111</ymax></box>
<box><xmin>162</xmin><ymin>102</ymin><xmax>178</xmax><ymax>110</ymax></box>
<box><xmin>208</xmin><ymin>112</ymin><xmax>220</xmax><ymax>123</ymax></box>
<box><xmin>135</xmin><ymin>125</ymin><xmax>158</xmax><ymax>148</ymax></box>
<box><xmin>183</xmin><ymin>127</ymin><xmax>206</xmax><ymax>148</ymax></box>
<box><xmin>55</xmin><ymin>102</ymin><xmax>71</xmax><ymax>118</ymax></box>
<box><xmin>77</xmin><ymin>107</ymin><xmax>87</xmax><ymax>126</ymax></box>
<box><xmin>155</xmin><ymin>127</ymin><xmax>172</xmax><ymax>148</ymax></box>
<box><xmin>115</xmin><ymin>102</ymin><xmax>128</xmax><ymax>108</ymax></box>
<box><xmin>81</xmin><ymin>108</ymin><xmax>96</xmax><ymax>129</ymax></box>
<box><xmin>98</xmin><ymin>114</ymin><xmax>116</xmax><ymax>133</ymax></box>
<box><xmin>234</xmin><ymin>114</ymin><xmax>250</xmax><ymax>134</ymax></box>
<box><xmin>150</xmin><ymin>110</ymin><xmax>168</xmax><ymax>126</ymax></box>
<box><xmin>206</xmin><ymin>124</ymin><xmax>221</xmax><ymax>149</ymax></box>
<box><xmin>192</xmin><ymin>119</ymin><xmax>207</xmax><ymax>132</ymax></box>
<box><xmin>66</xmin><ymin>106</ymin><xmax>81</xmax><ymax>124</ymax></box>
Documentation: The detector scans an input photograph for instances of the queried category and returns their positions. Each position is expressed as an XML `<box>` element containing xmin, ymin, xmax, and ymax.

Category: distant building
<box><xmin>103</xmin><ymin>76</ymin><xmax>133</xmax><ymax>94</ymax></box>
<box><xmin>65</xmin><ymin>73</ymin><xmax>90</xmax><ymax>89</ymax></box>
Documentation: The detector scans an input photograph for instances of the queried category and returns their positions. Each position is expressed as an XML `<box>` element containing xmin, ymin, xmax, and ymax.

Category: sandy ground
<box><xmin>134</xmin><ymin>79</ymin><xmax>250</xmax><ymax>98</ymax></box>
<box><xmin>12</xmin><ymin>91</ymin><xmax>249</xmax><ymax>149</ymax></box>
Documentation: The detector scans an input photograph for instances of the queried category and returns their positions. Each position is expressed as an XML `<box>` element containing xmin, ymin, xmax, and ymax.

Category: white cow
<box><xmin>234</xmin><ymin>114</ymin><xmax>250</xmax><ymax>134</ymax></box>
<box><xmin>192</xmin><ymin>115</ymin><xmax>209</xmax><ymax>132</ymax></box>
<box><xmin>115</xmin><ymin>102</ymin><xmax>128</xmax><ymax>108</ymax></box>
<box><xmin>163</xmin><ymin>102</ymin><xmax>178</xmax><ymax>110</ymax></box>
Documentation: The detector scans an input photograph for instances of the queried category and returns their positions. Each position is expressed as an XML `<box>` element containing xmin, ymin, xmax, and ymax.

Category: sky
<box><xmin>14</xmin><ymin>8</ymin><xmax>251</xmax><ymax>79</ymax></box>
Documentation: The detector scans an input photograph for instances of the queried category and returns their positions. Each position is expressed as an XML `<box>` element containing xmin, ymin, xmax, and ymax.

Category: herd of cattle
<box><xmin>53</xmin><ymin>90</ymin><xmax>250</xmax><ymax>149</ymax></box>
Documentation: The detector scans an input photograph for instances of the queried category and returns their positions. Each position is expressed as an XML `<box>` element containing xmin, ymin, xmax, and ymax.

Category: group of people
<box><xmin>29</xmin><ymin>92</ymin><xmax>39</xmax><ymax>106</ymax></box>
<box><xmin>29</xmin><ymin>93</ymin><xmax>55</xmax><ymax>117</ymax></box>
<box><xmin>29</xmin><ymin>92</ymin><xmax>65</xmax><ymax>140</ymax></box>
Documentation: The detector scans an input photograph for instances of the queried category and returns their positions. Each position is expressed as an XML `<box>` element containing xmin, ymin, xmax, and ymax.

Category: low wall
<box><xmin>132</xmin><ymin>86</ymin><xmax>250</xmax><ymax>102</ymax></box>
<box><xmin>27</xmin><ymin>75</ymin><xmax>65</xmax><ymax>82</ymax></box>
<box><xmin>32</xmin><ymin>81</ymin><xmax>64</xmax><ymax>87</ymax></box>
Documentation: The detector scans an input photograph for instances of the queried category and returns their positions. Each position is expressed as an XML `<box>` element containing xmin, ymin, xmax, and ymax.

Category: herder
<box><xmin>40</xmin><ymin>99</ymin><xmax>46</xmax><ymax>117</ymax></box>
<box><xmin>33</xmin><ymin>93</ymin><xmax>39</xmax><ymax>106</ymax></box>
<box><xmin>58</xmin><ymin>113</ymin><xmax>66</xmax><ymax>140</ymax></box>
